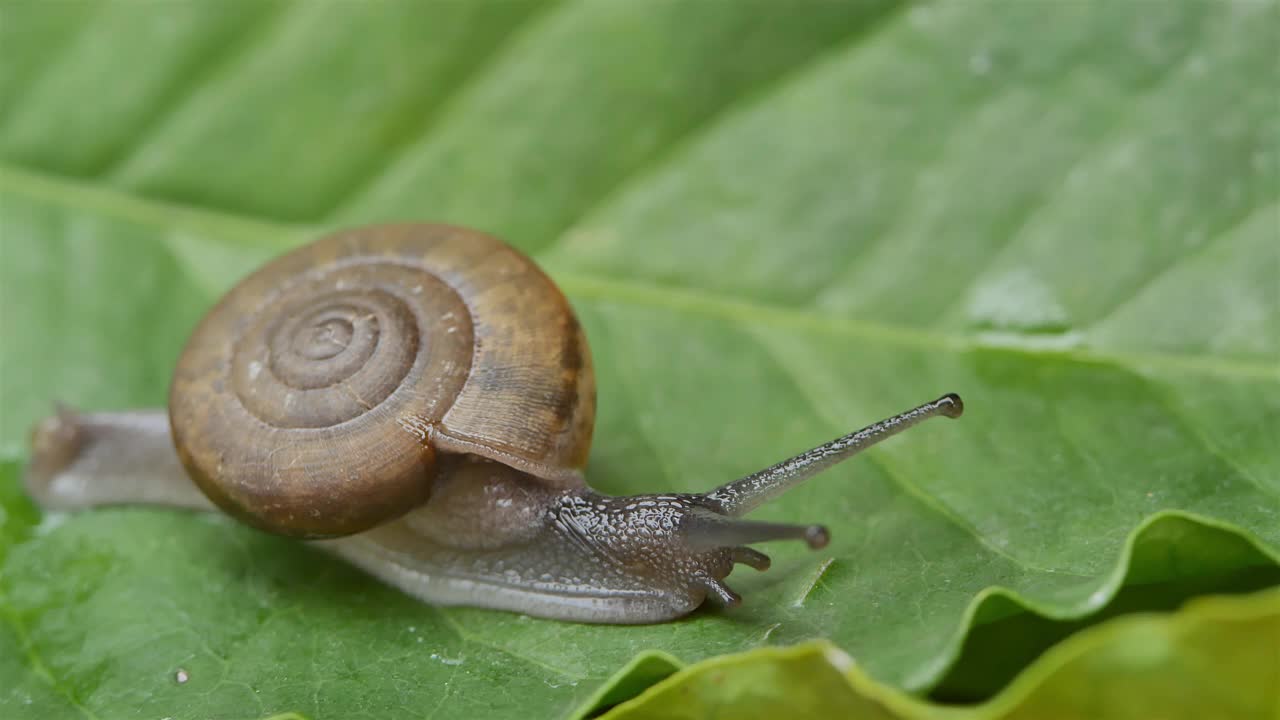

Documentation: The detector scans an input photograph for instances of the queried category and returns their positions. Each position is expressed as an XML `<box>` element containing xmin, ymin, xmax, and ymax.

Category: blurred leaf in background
<box><xmin>592</xmin><ymin>587</ymin><xmax>1280</xmax><ymax>720</ymax></box>
<box><xmin>0</xmin><ymin>0</ymin><xmax>1276</xmax><ymax>718</ymax></box>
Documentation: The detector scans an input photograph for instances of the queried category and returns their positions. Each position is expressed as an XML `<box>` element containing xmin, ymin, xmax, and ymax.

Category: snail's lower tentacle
<box><xmin>729</xmin><ymin>546</ymin><xmax>772</xmax><ymax>571</ymax></box>
<box><xmin>697</xmin><ymin>575</ymin><xmax>742</xmax><ymax>608</ymax></box>
<box><xmin>26</xmin><ymin>407</ymin><xmax>215</xmax><ymax>513</ymax></box>
<box><xmin>680</xmin><ymin>507</ymin><xmax>829</xmax><ymax>551</ymax></box>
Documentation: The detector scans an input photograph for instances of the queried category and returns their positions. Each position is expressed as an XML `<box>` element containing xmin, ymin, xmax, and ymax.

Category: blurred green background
<box><xmin>1</xmin><ymin>1</ymin><xmax>1277</xmax><ymax>718</ymax></box>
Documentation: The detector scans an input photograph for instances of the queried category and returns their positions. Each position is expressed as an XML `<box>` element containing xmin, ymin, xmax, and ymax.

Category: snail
<box><xmin>24</xmin><ymin>224</ymin><xmax>963</xmax><ymax>624</ymax></box>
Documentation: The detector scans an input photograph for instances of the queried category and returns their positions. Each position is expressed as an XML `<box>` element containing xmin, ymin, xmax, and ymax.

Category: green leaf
<box><xmin>1</xmin><ymin>1</ymin><xmax>1277</xmax><ymax>718</ymax></box>
<box><xmin>596</xmin><ymin>586</ymin><xmax>1280</xmax><ymax>720</ymax></box>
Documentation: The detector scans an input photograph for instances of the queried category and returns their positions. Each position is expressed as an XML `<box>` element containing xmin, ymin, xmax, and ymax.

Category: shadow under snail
<box><xmin>24</xmin><ymin>224</ymin><xmax>963</xmax><ymax>624</ymax></box>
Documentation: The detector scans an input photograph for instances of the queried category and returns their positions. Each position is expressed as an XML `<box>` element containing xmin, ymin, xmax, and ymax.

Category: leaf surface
<box><xmin>0</xmin><ymin>1</ymin><xmax>1276</xmax><ymax>718</ymax></box>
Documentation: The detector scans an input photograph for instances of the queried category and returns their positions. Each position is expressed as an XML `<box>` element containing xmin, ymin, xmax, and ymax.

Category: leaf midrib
<box><xmin>1</xmin><ymin>161</ymin><xmax>1276</xmax><ymax>385</ymax></box>
<box><xmin>0</xmin><ymin>589</ymin><xmax>101</xmax><ymax>720</ymax></box>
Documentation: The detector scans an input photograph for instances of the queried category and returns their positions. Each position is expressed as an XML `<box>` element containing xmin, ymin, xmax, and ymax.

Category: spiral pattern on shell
<box><xmin>169</xmin><ymin>225</ymin><xmax>595</xmax><ymax>538</ymax></box>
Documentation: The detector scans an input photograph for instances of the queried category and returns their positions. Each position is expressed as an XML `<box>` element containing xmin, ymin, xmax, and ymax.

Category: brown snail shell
<box><xmin>168</xmin><ymin>224</ymin><xmax>595</xmax><ymax>538</ymax></box>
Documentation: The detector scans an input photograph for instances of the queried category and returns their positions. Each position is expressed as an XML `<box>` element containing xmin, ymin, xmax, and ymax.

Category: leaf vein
<box><xmin>326</xmin><ymin>0</ymin><xmax>573</xmax><ymax>219</ymax></box>
<box><xmin>98</xmin><ymin>1</ymin><xmax>299</xmax><ymax>179</ymax></box>
<box><xmin>935</xmin><ymin>35</ymin><xmax>1208</xmax><ymax>320</ymax></box>
<box><xmin>0</xmin><ymin>160</ymin><xmax>1273</xmax><ymax>390</ymax></box>
<box><xmin>1140</xmin><ymin>374</ymin><xmax>1278</xmax><ymax>505</ymax></box>
<box><xmin>433</xmin><ymin>607</ymin><xmax>587</xmax><ymax>682</ymax></box>
<box><xmin>0</xmin><ymin>593</ymin><xmax>102</xmax><ymax>720</ymax></box>
<box><xmin>0</xmin><ymin>1</ymin><xmax>108</xmax><ymax>129</ymax></box>
<box><xmin>1085</xmin><ymin>198</ymin><xmax>1280</xmax><ymax>331</ymax></box>
<box><xmin>537</xmin><ymin>0</ymin><xmax>916</xmax><ymax>256</ymax></box>
<box><xmin>742</xmin><ymin>322</ymin><xmax>1093</xmax><ymax>579</ymax></box>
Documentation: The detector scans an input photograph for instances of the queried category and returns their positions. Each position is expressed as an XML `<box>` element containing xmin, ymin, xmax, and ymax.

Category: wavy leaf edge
<box><xmin>569</xmin><ymin>509</ymin><xmax>1278</xmax><ymax>719</ymax></box>
<box><xmin>593</xmin><ymin>581</ymin><xmax>1280</xmax><ymax>720</ymax></box>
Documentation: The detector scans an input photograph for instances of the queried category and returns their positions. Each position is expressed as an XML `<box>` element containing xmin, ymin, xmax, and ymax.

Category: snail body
<box><xmin>25</xmin><ymin>224</ymin><xmax>962</xmax><ymax>624</ymax></box>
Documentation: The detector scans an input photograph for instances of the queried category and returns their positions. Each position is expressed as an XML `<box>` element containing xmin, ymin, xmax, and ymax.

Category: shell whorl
<box><xmin>169</xmin><ymin>224</ymin><xmax>595</xmax><ymax>538</ymax></box>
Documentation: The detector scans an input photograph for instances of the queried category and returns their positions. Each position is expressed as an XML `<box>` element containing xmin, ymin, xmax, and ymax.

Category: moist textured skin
<box><xmin>321</xmin><ymin>456</ymin><xmax>739</xmax><ymax>623</ymax></box>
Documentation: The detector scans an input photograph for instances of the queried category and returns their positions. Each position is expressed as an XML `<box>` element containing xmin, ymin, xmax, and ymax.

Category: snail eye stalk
<box><xmin>705</xmin><ymin>394</ymin><xmax>963</xmax><ymax>516</ymax></box>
